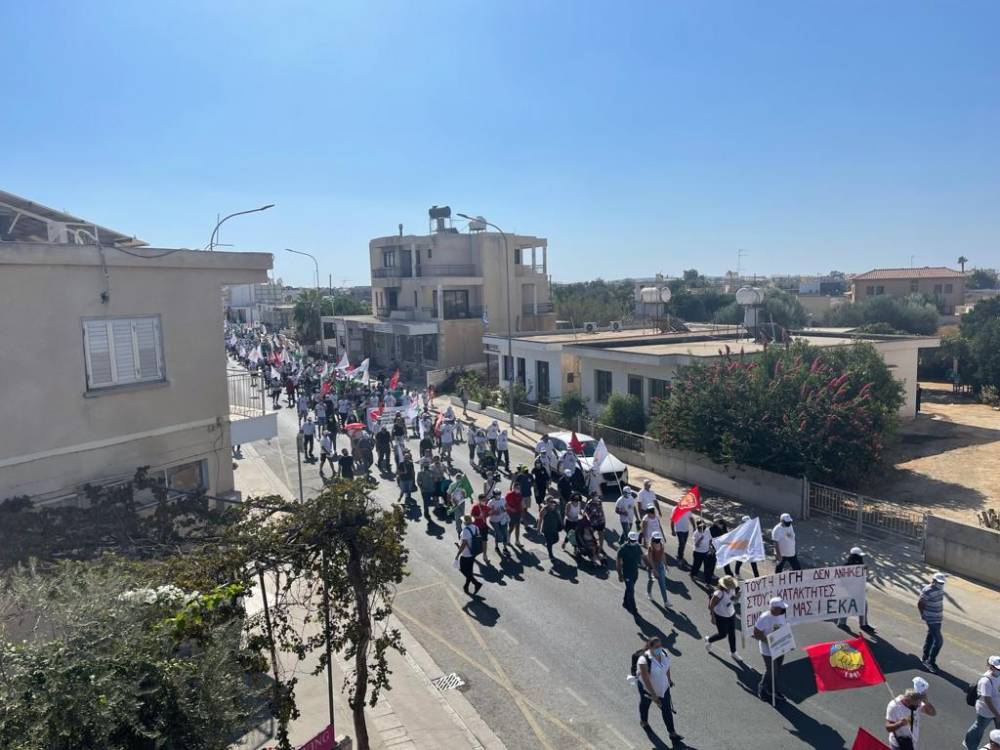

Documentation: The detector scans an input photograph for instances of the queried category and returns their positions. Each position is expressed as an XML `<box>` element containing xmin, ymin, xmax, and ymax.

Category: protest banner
<box><xmin>738</xmin><ymin>565</ymin><xmax>866</xmax><ymax>635</ymax></box>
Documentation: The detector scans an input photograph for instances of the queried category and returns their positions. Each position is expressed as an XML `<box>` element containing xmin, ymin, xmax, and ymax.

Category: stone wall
<box><xmin>924</xmin><ymin>515</ymin><xmax>1000</xmax><ymax>587</ymax></box>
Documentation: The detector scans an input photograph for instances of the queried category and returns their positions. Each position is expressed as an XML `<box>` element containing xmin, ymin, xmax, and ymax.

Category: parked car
<box><xmin>545</xmin><ymin>431</ymin><xmax>629</xmax><ymax>494</ymax></box>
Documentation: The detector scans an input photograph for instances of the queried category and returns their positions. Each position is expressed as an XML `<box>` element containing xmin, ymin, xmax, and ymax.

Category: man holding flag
<box><xmin>669</xmin><ymin>486</ymin><xmax>701</xmax><ymax>567</ymax></box>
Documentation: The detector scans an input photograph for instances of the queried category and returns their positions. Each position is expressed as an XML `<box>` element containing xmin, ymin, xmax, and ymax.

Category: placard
<box><xmin>739</xmin><ymin>565</ymin><xmax>866</xmax><ymax>634</ymax></box>
<box><xmin>766</xmin><ymin>623</ymin><xmax>796</xmax><ymax>658</ymax></box>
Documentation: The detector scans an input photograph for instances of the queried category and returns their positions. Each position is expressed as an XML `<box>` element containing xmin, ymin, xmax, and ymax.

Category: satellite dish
<box><xmin>736</xmin><ymin>286</ymin><xmax>763</xmax><ymax>306</ymax></box>
<box><xmin>659</xmin><ymin>287</ymin><xmax>672</xmax><ymax>303</ymax></box>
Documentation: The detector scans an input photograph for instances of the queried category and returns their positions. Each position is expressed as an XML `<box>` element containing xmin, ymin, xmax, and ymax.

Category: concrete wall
<box><xmin>0</xmin><ymin>242</ymin><xmax>269</xmax><ymax>501</ymax></box>
<box><xmin>924</xmin><ymin>515</ymin><xmax>1000</xmax><ymax>588</ymax></box>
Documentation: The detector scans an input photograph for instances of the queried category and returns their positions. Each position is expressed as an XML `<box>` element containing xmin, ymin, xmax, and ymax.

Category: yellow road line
<box><xmin>393</xmin><ymin>580</ymin><xmax>445</xmax><ymax>597</ymax></box>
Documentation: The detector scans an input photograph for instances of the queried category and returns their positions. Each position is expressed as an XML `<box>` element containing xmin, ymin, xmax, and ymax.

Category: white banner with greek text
<box><xmin>738</xmin><ymin>565</ymin><xmax>867</xmax><ymax>635</ymax></box>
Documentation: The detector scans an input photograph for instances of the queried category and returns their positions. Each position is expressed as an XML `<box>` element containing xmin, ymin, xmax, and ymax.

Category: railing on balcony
<box><xmin>227</xmin><ymin>369</ymin><xmax>266</xmax><ymax>419</ymax></box>
<box><xmin>417</xmin><ymin>264</ymin><xmax>477</xmax><ymax>277</ymax></box>
<box><xmin>522</xmin><ymin>302</ymin><xmax>555</xmax><ymax>315</ymax></box>
<box><xmin>372</xmin><ymin>267</ymin><xmax>412</xmax><ymax>279</ymax></box>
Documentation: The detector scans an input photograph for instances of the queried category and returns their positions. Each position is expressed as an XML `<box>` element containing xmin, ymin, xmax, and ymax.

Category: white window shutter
<box><xmin>84</xmin><ymin>321</ymin><xmax>114</xmax><ymax>387</ymax></box>
<box><xmin>134</xmin><ymin>317</ymin><xmax>161</xmax><ymax>380</ymax></box>
<box><xmin>111</xmin><ymin>319</ymin><xmax>138</xmax><ymax>383</ymax></box>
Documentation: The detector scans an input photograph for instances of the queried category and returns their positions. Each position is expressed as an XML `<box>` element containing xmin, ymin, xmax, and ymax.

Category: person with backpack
<box><xmin>634</xmin><ymin>636</ymin><xmax>683</xmax><ymax>742</ymax></box>
<box><xmin>455</xmin><ymin>515</ymin><xmax>483</xmax><ymax>597</ymax></box>
<box><xmin>965</xmin><ymin>656</ymin><xmax>1000</xmax><ymax>750</ymax></box>
<box><xmin>616</xmin><ymin>531</ymin><xmax>643</xmax><ymax>613</ymax></box>
<box><xmin>885</xmin><ymin>683</ymin><xmax>936</xmax><ymax>749</ymax></box>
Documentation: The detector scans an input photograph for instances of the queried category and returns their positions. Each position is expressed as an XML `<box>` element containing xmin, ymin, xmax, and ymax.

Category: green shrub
<box><xmin>558</xmin><ymin>392</ymin><xmax>587</xmax><ymax>421</ymax></box>
<box><xmin>600</xmin><ymin>393</ymin><xmax>647</xmax><ymax>434</ymax></box>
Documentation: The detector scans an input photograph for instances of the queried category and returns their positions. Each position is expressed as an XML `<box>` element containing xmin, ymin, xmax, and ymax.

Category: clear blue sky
<box><xmin>3</xmin><ymin>1</ymin><xmax>998</xmax><ymax>285</ymax></box>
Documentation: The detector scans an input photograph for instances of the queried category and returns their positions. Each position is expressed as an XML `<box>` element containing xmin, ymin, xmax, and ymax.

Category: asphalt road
<box><xmin>250</xmin><ymin>402</ymin><xmax>1000</xmax><ymax>750</ymax></box>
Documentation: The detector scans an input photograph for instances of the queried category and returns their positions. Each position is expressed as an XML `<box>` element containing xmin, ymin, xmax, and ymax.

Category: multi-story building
<box><xmin>329</xmin><ymin>206</ymin><xmax>555</xmax><ymax>378</ymax></box>
<box><xmin>224</xmin><ymin>279</ymin><xmax>285</xmax><ymax>325</ymax></box>
<box><xmin>849</xmin><ymin>267</ymin><xmax>966</xmax><ymax>314</ymax></box>
<box><xmin>0</xmin><ymin>191</ymin><xmax>273</xmax><ymax>505</ymax></box>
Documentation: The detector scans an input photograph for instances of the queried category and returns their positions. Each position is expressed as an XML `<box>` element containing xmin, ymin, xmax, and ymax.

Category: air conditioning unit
<box><xmin>610</xmin><ymin>321</ymin><xmax>622</xmax><ymax>332</ymax></box>
<box><xmin>584</xmin><ymin>321</ymin><xmax>598</xmax><ymax>334</ymax></box>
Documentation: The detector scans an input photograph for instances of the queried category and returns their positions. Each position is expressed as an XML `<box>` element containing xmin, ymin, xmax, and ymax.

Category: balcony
<box><xmin>522</xmin><ymin>302</ymin><xmax>555</xmax><ymax>315</ymax></box>
<box><xmin>372</xmin><ymin>267</ymin><xmax>412</xmax><ymax>279</ymax></box>
<box><xmin>438</xmin><ymin>305</ymin><xmax>484</xmax><ymax>321</ymax></box>
<box><xmin>227</xmin><ymin>369</ymin><xmax>277</xmax><ymax>444</ymax></box>
<box><xmin>417</xmin><ymin>264</ymin><xmax>477</xmax><ymax>277</ymax></box>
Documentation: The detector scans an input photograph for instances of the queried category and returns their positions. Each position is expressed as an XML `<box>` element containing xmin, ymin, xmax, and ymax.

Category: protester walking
<box><xmin>487</xmin><ymin>490</ymin><xmax>511</xmax><ymax>557</ymax></box>
<box><xmin>318</xmin><ymin>432</ymin><xmax>334</xmax><ymax>474</ymax></box>
<box><xmin>885</xmin><ymin>683</ymin><xmax>936</xmax><ymax>749</ymax></box>
<box><xmin>299</xmin><ymin>417</ymin><xmax>316</xmax><ymax>460</ymax></box>
<box><xmin>471</xmin><ymin>494</ymin><xmax>492</xmax><ymax>566</ymax></box>
<box><xmin>704</xmin><ymin>575</ymin><xmax>741</xmax><ymax>661</ymax></box>
<box><xmin>396</xmin><ymin>452</ymin><xmax>415</xmax><ymax>505</ymax></box>
<box><xmin>636</xmin><ymin>636</ymin><xmax>683</xmax><ymax>742</ymax></box>
<box><xmin>964</xmin><ymin>656</ymin><xmax>1000</xmax><ymax>750</ymax></box>
<box><xmin>644</xmin><ymin>532</ymin><xmax>671</xmax><ymax>608</ymax></box>
<box><xmin>754</xmin><ymin>597</ymin><xmax>788</xmax><ymax>703</ymax></box>
<box><xmin>505</xmin><ymin>484</ymin><xmax>525</xmax><ymax>546</ymax></box>
<box><xmin>918</xmin><ymin>572</ymin><xmax>947</xmax><ymax>672</ymax></box>
<box><xmin>539</xmin><ymin>496</ymin><xmax>562</xmax><ymax>563</ymax></box>
<box><xmin>838</xmin><ymin>546</ymin><xmax>876</xmax><ymax>633</ymax></box>
<box><xmin>615</xmin><ymin>487</ymin><xmax>638</xmax><ymax>544</ymax></box>
<box><xmin>616</xmin><ymin>531</ymin><xmax>642</xmax><ymax>613</ymax></box>
<box><xmin>771</xmin><ymin>513</ymin><xmax>800</xmax><ymax>572</ymax></box>
<box><xmin>531</xmin><ymin>459</ymin><xmax>549</xmax><ymax>509</ymax></box>
<box><xmin>455</xmin><ymin>515</ymin><xmax>483</xmax><ymax>597</ymax></box>
<box><xmin>636</xmin><ymin>479</ymin><xmax>661</xmax><ymax>520</ymax></box>
<box><xmin>338</xmin><ymin>448</ymin><xmax>355</xmax><ymax>479</ymax></box>
<box><xmin>670</xmin><ymin>501</ymin><xmax>691</xmax><ymax>571</ymax></box>
<box><xmin>733</xmin><ymin>514</ymin><xmax>760</xmax><ymax>579</ymax></box>
<box><xmin>417</xmin><ymin>463</ymin><xmax>436</xmax><ymax>519</ymax></box>
<box><xmin>689</xmin><ymin>520</ymin><xmax>713</xmax><ymax>585</ymax></box>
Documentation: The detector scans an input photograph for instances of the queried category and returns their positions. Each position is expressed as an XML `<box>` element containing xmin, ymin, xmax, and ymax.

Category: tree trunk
<box><xmin>347</xmin><ymin>541</ymin><xmax>371</xmax><ymax>750</ymax></box>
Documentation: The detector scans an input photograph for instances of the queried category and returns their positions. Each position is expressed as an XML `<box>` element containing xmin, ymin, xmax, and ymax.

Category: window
<box><xmin>933</xmin><ymin>284</ymin><xmax>943</xmax><ymax>294</ymax></box>
<box><xmin>167</xmin><ymin>460</ymin><xmax>206</xmax><ymax>493</ymax></box>
<box><xmin>514</xmin><ymin>247</ymin><xmax>522</xmax><ymax>264</ymax></box>
<box><xmin>595</xmin><ymin>369</ymin><xmax>613</xmax><ymax>404</ymax></box>
<box><xmin>648</xmin><ymin>377</ymin><xmax>669</xmax><ymax>403</ymax></box>
<box><xmin>866</xmin><ymin>285</ymin><xmax>875</xmax><ymax>296</ymax></box>
<box><xmin>944</xmin><ymin>283</ymin><xmax>953</xmax><ymax>294</ymax></box>
<box><xmin>516</xmin><ymin>357</ymin><xmax>526</xmax><ymax>385</ymax></box>
<box><xmin>421</xmin><ymin>335</ymin><xmax>438</xmax><ymax>362</ymax></box>
<box><xmin>536</xmin><ymin>360</ymin><xmax>550</xmax><ymax>402</ymax></box>
<box><xmin>910</xmin><ymin>280</ymin><xmax>919</xmax><ymax>293</ymax></box>
<box><xmin>875</xmin><ymin>286</ymin><xmax>885</xmax><ymax>295</ymax></box>
<box><xmin>83</xmin><ymin>316</ymin><xmax>163</xmax><ymax>390</ymax></box>
<box><xmin>442</xmin><ymin>289</ymin><xmax>470</xmax><ymax>318</ymax></box>
<box><xmin>382</xmin><ymin>250</ymin><xmax>396</xmax><ymax>267</ymax></box>
<box><xmin>628</xmin><ymin>375</ymin><xmax>643</xmax><ymax>401</ymax></box>
<box><xmin>502</xmin><ymin>355</ymin><xmax>513</xmax><ymax>381</ymax></box>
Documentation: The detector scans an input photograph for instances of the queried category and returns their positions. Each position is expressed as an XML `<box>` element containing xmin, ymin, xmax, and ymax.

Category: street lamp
<box><xmin>285</xmin><ymin>248</ymin><xmax>324</xmax><ymax>355</ymax></box>
<box><xmin>207</xmin><ymin>203</ymin><xmax>275</xmax><ymax>251</ymax></box>
<box><xmin>457</xmin><ymin>212</ymin><xmax>515</xmax><ymax>431</ymax></box>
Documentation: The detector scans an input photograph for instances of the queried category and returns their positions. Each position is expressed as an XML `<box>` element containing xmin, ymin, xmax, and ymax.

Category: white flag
<box><xmin>405</xmin><ymin>395</ymin><xmax>420</xmax><ymax>421</ymax></box>
<box><xmin>348</xmin><ymin>358</ymin><xmax>369</xmax><ymax>381</ymax></box>
<box><xmin>591</xmin><ymin>438</ymin><xmax>609</xmax><ymax>473</ymax></box>
<box><xmin>335</xmin><ymin>352</ymin><xmax>350</xmax><ymax>372</ymax></box>
<box><xmin>711</xmin><ymin>517</ymin><xmax>766</xmax><ymax>567</ymax></box>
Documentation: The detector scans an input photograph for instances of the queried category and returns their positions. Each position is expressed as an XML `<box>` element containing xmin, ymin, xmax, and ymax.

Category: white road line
<box><xmin>948</xmin><ymin>660</ymin><xmax>981</xmax><ymax>676</ymax></box>
<box><xmin>604</xmin><ymin>723</ymin><xmax>637</xmax><ymax>749</ymax></box>
<box><xmin>563</xmin><ymin>686</ymin><xmax>587</xmax><ymax>706</ymax></box>
<box><xmin>498</xmin><ymin>628</ymin><xmax>520</xmax><ymax>646</ymax></box>
<box><xmin>530</xmin><ymin>656</ymin><xmax>551</xmax><ymax>672</ymax></box>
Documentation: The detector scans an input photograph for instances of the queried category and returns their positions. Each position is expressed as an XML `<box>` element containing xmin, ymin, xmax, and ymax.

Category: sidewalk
<box><xmin>233</xmin><ymin>444</ymin><xmax>507</xmax><ymax>750</ymax></box>
<box><xmin>447</xmin><ymin>399</ymin><xmax>1000</xmax><ymax>639</ymax></box>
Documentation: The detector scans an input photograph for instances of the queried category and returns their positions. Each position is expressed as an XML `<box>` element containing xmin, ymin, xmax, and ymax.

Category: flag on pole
<box><xmin>347</xmin><ymin>358</ymin><xmax>369</xmax><ymax>381</ymax></box>
<box><xmin>850</xmin><ymin>728</ymin><xmax>890</xmax><ymax>750</ymax></box>
<box><xmin>591</xmin><ymin>438</ymin><xmax>609</xmax><ymax>472</ymax></box>
<box><xmin>389</xmin><ymin>368</ymin><xmax>400</xmax><ymax>390</ymax></box>
<box><xmin>711</xmin><ymin>517</ymin><xmax>766</xmax><ymax>567</ymax></box>
<box><xmin>450</xmin><ymin>473</ymin><xmax>474</xmax><ymax>499</ymax></box>
<box><xmin>669</xmin><ymin>486</ymin><xmax>701</xmax><ymax>525</ymax></box>
<box><xmin>335</xmin><ymin>352</ymin><xmax>350</xmax><ymax>372</ymax></box>
<box><xmin>805</xmin><ymin>638</ymin><xmax>885</xmax><ymax>693</ymax></box>
<box><xmin>405</xmin><ymin>395</ymin><xmax>420</xmax><ymax>420</ymax></box>
<box><xmin>569</xmin><ymin>432</ymin><xmax>585</xmax><ymax>455</ymax></box>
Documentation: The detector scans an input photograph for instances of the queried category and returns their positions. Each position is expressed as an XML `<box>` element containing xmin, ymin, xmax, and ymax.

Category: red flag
<box><xmin>669</xmin><ymin>486</ymin><xmax>701</xmax><ymax>525</ymax></box>
<box><xmin>434</xmin><ymin>412</ymin><xmax>444</xmax><ymax>437</ymax></box>
<box><xmin>321</xmin><ymin>380</ymin><xmax>332</xmax><ymax>395</ymax></box>
<box><xmin>805</xmin><ymin>638</ymin><xmax>884</xmax><ymax>692</ymax></box>
<box><xmin>850</xmin><ymin>727</ymin><xmax>890</xmax><ymax>750</ymax></box>
<box><xmin>569</xmin><ymin>432</ymin><xmax>585</xmax><ymax>455</ymax></box>
<box><xmin>389</xmin><ymin>369</ymin><xmax>400</xmax><ymax>389</ymax></box>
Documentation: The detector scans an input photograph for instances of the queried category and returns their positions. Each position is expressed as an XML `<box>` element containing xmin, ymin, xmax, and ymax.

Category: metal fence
<box><xmin>227</xmin><ymin>370</ymin><xmax>266</xmax><ymax>419</ymax></box>
<box><xmin>532</xmin><ymin>404</ymin><xmax>650</xmax><ymax>454</ymax></box>
<box><xmin>808</xmin><ymin>481</ymin><xmax>926</xmax><ymax>541</ymax></box>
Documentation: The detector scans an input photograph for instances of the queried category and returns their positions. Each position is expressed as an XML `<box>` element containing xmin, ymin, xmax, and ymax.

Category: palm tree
<box><xmin>292</xmin><ymin>289</ymin><xmax>331</xmax><ymax>344</ymax></box>
<box><xmin>958</xmin><ymin>255</ymin><xmax>969</xmax><ymax>273</ymax></box>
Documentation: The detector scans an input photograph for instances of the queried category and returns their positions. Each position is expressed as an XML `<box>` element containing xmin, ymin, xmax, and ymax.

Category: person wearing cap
<box><xmin>644</xmin><ymin>531</ymin><xmax>671</xmax><ymax>608</ymax></box>
<box><xmin>733</xmin><ymin>514</ymin><xmax>761</xmax><ymax>579</ymax></box>
<box><xmin>615</xmin><ymin>486</ymin><xmax>639</xmax><ymax>541</ymax></box>
<box><xmin>538</xmin><ymin>496</ymin><xmax>562</xmax><ymax>563</ymax></box>
<box><xmin>705</xmin><ymin>575</ymin><xmax>740</xmax><ymax>660</ymax></box>
<box><xmin>771</xmin><ymin>513</ymin><xmax>801</xmax><ymax>572</ymax></box>
<box><xmin>531</xmin><ymin>459</ymin><xmax>550</xmax><ymax>511</ymax></box>
<box><xmin>690</xmin><ymin>519</ymin><xmax>714</xmax><ymax>585</ymax></box>
<box><xmin>838</xmin><ymin>546</ymin><xmax>876</xmax><ymax>633</ymax></box>
<box><xmin>753</xmin><ymin>597</ymin><xmax>788</xmax><ymax>702</ymax></box>
<box><xmin>885</xmin><ymin>684</ymin><xmax>936</xmax><ymax>749</ymax></box>
<box><xmin>965</xmin><ymin>656</ymin><xmax>1000</xmax><ymax>750</ymax></box>
<box><xmin>455</xmin><ymin>515</ymin><xmax>483</xmax><ymax>597</ymax></box>
<box><xmin>636</xmin><ymin>635</ymin><xmax>683</xmax><ymax>742</ymax></box>
<box><xmin>617</xmin><ymin>530</ymin><xmax>643</xmax><ymax>613</ymax></box>
<box><xmin>984</xmin><ymin>728</ymin><xmax>1000</xmax><ymax>750</ymax></box>
<box><xmin>669</xmin><ymin>494</ymin><xmax>691</xmax><ymax>571</ymax></box>
<box><xmin>636</xmin><ymin>479</ymin><xmax>661</xmax><ymax>520</ymax></box>
<box><xmin>917</xmin><ymin>572</ymin><xmax>947</xmax><ymax>672</ymax></box>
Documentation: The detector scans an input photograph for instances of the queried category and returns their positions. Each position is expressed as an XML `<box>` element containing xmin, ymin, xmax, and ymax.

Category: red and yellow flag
<box><xmin>805</xmin><ymin>638</ymin><xmax>884</xmax><ymax>693</ymax></box>
<box><xmin>669</xmin><ymin>486</ymin><xmax>701</xmax><ymax>524</ymax></box>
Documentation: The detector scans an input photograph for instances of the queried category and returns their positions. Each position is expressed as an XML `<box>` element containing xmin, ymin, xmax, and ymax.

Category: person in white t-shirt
<box><xmin>771</xmin><ymin>513</ymin><xmax>800</xmax><ymax>572</ymax></box>
<box><xmin>965</xmin><ymin>656</ymin><xmax>1000</xmax><ymax>750</ymax></box>
<box><xmin>635</xmin><ymin>636</ymin><xmax>683</xmax><ymax>742</ymax></box>
<box><xmin>886</xmin><ymin>685</ymin><xmax>936</xmax><ymax>749</ymax></box>
<box><xmin>670</xmin><ymin>504</ymin><xmax>691</xmax><ymax>571</ymax></box>
<box><xmin>615</xmin><ymin>488</ymin><xmax>638</xmax><ymax>540</ymax></box>
<box><xmin>454</xmin><ymin>515</ymin><xmax>483</xmax><ymax>596</ymax></box>
<box><xmin>636</xmin><ymin>479</ymin><xmax>660</xmax><ymax>522</ymax></box>
<box><xmin>753</xmin><ymin>597</ymin><xmax>788</xmax><ymax>702</ymax></box>
<box><xmin>982</xmin><ymin>728</ymin><xmax>1000</xmax><ymax>750</ymax></box>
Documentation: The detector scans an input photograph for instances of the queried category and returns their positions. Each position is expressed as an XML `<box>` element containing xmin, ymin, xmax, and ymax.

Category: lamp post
<box><xmin>457</xmin><ymin>212</ymin><xmax>514</xmax><ymax>430</ymax></box>
<box><xmin>207</xmin><ymin>203</ymin><xmax>274</xmax><ymax>251</ymax></box>
<box><xmin>285</xmin><ymin>248</ymin><xmax>324</xmax><ymax>356</ymax></box>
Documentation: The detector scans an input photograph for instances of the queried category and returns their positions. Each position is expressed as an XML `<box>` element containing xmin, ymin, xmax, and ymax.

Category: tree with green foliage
<box><xmin>648</xmin><ymin>341</ymin><xmax>903</xmax><ymax>484</ymax></box>
<box><xmin>293</xmin><ymin>288</ymin><xmax>331</xmax><ymax>343</ymax></box>
<box><xmin>0</xmin><ymin>559</ymin><xmax>261</xmax><ymax>750</ymax></box>
<box><xmin>552</xmin><ymin>279</ymin><xmax>635</xmax><ymax>325</ymax></box>
<box><xmin>967</xmin><ymin>268</ymin><xmax>999</xmax><ymax>290</ymax></box>
<box><xmin>558</xmin><ymin>392</ymin><xmax>587</xmax><ymax>422</ymax></box>
<box><xmin>959</xmin><ymin>297</ymin><xmax>1000</xmax><ymax>398</ymax></box>
<box><xmin>600</xmin><ymin>393</ymin><xmax>647</xmax><ymax>434</ymax></box>
<box><xmin>713</xmin><ymin>287</ymin><xmax>808</xmax><ymax>330</ymax></box>
<box><xmin>957</xmin><ymin>255</ymin><xmax>969</xmax><ymax>273</ymax></box>
<box><xmin>824</xmin><ymin>294</ymin><xmax>939</xmax><ymax>335</ymax></box>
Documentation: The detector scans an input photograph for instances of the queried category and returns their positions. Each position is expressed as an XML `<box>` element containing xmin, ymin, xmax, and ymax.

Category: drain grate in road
<box><xmin>431</xmin><ymin>672</ymin><xmax>466</xmax><ymax>691</ymax></box>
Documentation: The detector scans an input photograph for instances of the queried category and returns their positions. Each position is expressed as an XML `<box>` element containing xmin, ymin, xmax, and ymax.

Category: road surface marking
<box><xmin>394</xmin><ymin>581</ymin><xmax>445</xmax><ymax>597</ymax></box>
<box><xmin>604</xmin><ymin>723</ymin><xmax>636</xmax><ymax>749</ymax></box>
<box><xmin>530</xmin><ymin>656</ymin><xmax>551</xmax><ymax>672</ymax></box>
<box><xmin>498</xmin><ymin>628</ymin><xmax>520</xmax><ymax>645</ymax></box>
<box><xmin>564</xmin><ymin>686</ymin><xmax>587</xmax><ymax>706</ymax></box>
<box><xmin>948</xmin><ymin>660</ymin><xmax>981</xmax><ymax>676</ymax></box>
